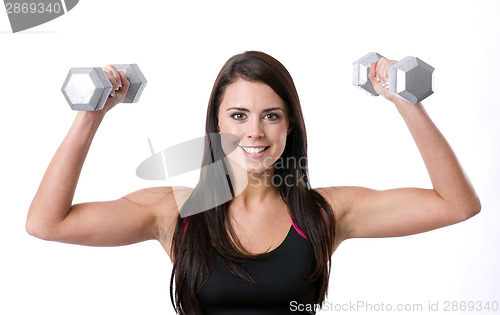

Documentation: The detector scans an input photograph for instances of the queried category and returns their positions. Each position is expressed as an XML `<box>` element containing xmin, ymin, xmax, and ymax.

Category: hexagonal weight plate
<box><xmin>389</xmin><ymin>56</ymin><xmax>434</xmax><ymax>104</ymax></box>
<box><xmin>61</xmin><ymin>67</ymin><xmax>112</xmax><ymax>111</ymax></box>
<box><xmin>353</xmin><ymin>52</ymin><xmax>385</xmax><ymax>96</ymax></box>
<box><xmin>114</xmin><ymin>64</ymin><xmax>147</xmax><ymax>103</ymax></box>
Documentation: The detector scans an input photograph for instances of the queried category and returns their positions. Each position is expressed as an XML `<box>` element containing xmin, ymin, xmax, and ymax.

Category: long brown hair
<box><xmin>170</xmin><ymin>51</ymin><xmax>335</xmax><ymax>314</ymax></box>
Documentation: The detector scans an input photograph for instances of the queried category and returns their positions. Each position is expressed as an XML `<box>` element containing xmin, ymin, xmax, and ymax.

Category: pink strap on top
<box><xmin>180</xmin><ymin>218</ymin><xmax>190</xmax><ymax>242</ymax></box>
<box><xmin>180</xmin><ymin>216</ymin><xmax>308</xmax><ymax>242</ymax></box>
<box><xmin>291</xmin><ymin>217</ymin><xmax>308</xmax><ymax>240</ymax></box>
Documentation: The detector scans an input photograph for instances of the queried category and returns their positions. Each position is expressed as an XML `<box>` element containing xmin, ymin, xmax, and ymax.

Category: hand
<box><xmin>101</xmin><ymin>64</ymin><xmax>130</xmax><ymax>113</ymax></box>
<box><xmin>368</xmin><ymin>58</ymin><xmax>401</xmax><ymax>104</ymax></box>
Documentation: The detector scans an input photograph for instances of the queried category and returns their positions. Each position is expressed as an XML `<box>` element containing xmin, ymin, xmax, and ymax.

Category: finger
<box><xmin>103</xmin><ymin>65</ymin><xmax>122</xmax><ymax>92</ymax></box>
<box><xmin>382</xmin><ymin>60</ymin><xmax>390</xmax><ymax>83</ymax></box>
<box><xmin>118</xmin><ymin>70</ymin><xmax>130</xmax><ymax>95</ymax></box>
<box><xmin>103</xmin><ymin>65</ymin><xmax>119</xmax><ymax>90</ymax></box>
<box><xmin>108</xmin><ymin>65</ymin><xmax>122</xmax><ymax>90</ymax></box>
<box><xmin>119</xmin><ymin>70</ymin><xmax>130</xmax><ymax>88</ymax></box>
<box><xmin>375</xmin><ymin>58</ymin><xmax>384</xmax><ymax>82</ymax></box>
<box><xmin>103</xmin><ymin>68</ymin><xmax>117</xmax><ymax>97</ymax></box>
<box><xmin>377</xmin><ymin>59</ymin><xmax>390</xmax><ymax>86</ymax></box>
<box><xmin>369</xmin><ymin>62</ymin><xmax>384</xmax><ymax>95</ymax></box>
<box><xmin>369</xmin><ymin>62</ymin><xmax>378</xmax><ymax>84</ymax></box>
<box><xmin>377</xmin><ymin>60</ymin><xmax>384</xmax><ymax>82</ymax></box>
<box><xmin>385</xmin><ymin>64</ymin><xmax>390</xmax><ymax>89</ymax></box>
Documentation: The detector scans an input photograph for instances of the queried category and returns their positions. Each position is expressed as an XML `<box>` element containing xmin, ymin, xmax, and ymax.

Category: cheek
<box><xmin>269</xmin><ymin>125</ymin><xmax>289</xmax><ymax>147</ymax></box>
<box><xmin>217</xmin><ymin>116</ymin><xmax>229</xmax><ymax>132</ymax></box>
<box><xmin>218</xmin><ymin>118</ymin><xmax>243</xmax><ymax>139</ymax></box>
<box><xmin>281</xmin><ymin>131</ymin><xmax>288</xmax><ymax>143</ymax></box>
<box><xmin>218</xmin><ymin>120</ymin><xmax>234</xmax><ymax>133</ymax></box>
<box><xmin>279</xmin><ymin>132</ymin><xmax>288</xmax><ymax>151</ymax></box>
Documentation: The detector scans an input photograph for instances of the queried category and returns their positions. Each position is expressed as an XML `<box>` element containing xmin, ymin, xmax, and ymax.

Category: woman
<box><xmin>27</xmin><ymin>51</ymin><xmax>481</xmax><ymax>314</ymax></box>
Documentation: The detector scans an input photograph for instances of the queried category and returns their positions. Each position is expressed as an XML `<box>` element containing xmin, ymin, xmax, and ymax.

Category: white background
<box><xmin>1</xmin><ymin>0</ymin><xmax>499</xmax><ymax>314</ymax></box>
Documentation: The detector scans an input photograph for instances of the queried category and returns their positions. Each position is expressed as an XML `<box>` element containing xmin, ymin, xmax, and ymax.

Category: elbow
<box><xmin>26</xmin><ymin>216</ymin><xmax>55</xmax><ymax>241</ymax></box>
<box><xmin>469</xmin><ymin>197</ymin><xmax>482</xmax><ymax>217</ymax></box>
<box><xmin>453</xmin><ymin>196</ymin><xmax>481</xmax><ymax>223</ymax></box>
<box><xmin>25</xmin><ymin>218</ymin><xmax>44</xmax><ymax>239</ymax></box>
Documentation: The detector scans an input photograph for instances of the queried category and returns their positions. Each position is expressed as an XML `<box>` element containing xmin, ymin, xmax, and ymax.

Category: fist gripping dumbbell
<box><xmin>61</xmin><ymin>64</ymin><xmax>147</xmax><ymax>111</ymax></box>
<box><xmin>353</xmin><ymin>52</ymin><xmax>434</xmax><ymax>104</ymax></box>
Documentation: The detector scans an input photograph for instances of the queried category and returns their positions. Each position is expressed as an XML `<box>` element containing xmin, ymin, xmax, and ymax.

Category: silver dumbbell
<box><xmin>61</xmin><ymin>64</ymin><xmax>147</xmax><ymax>111</ymax></box>
<box><xmin>353</xmin><ymin>52</ymin><xmax>434</xmax><ymax>104</ymax></box>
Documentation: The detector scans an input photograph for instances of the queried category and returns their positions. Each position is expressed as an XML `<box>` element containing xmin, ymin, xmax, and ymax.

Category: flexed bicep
<box><xmin>319</xmin><ymin>186</ymin><xmax>478</xmax><ymax>241</ymax></box>
<box><xmin>29</xmin><ymin>187</ymin><xmax>182</xmax><ymax>250</ymax></box>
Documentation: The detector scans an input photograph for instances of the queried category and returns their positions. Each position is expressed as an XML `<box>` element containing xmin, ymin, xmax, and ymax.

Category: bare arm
<box><xmin>28</xmin><ymin>113</ymin><xmax>180</xmax><ymax>250</ymax></box>
<box><xmin>27</xmin><ymin>110</ymin><xmax>106</xmax><ymax>238</ymax></box>
<box><xmin>319</xmin><ymin>58</ymin><xmax>481</xmax><ymax>244</ymax></box>
<box><xmin>26</xmin><ymin>66</ymin><xmax>181</xmax><ymax>260</ymax></box>
<box><xmin>27</xmin><ymin>65</ymin><xmax>126</xmax><ymax>236</ymax></box>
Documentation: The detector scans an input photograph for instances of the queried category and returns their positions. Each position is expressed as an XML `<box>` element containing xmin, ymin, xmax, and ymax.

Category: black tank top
<box><xmin>183</xmin><ymin>217</ymin><xmax>319</xmax><ymax>314</ymax></box>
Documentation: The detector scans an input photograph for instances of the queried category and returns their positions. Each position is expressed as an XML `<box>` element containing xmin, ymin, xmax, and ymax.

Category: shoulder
<box><xmin>122</xmin><ymin>186</ymin><xmax>191</xmax><ymax>216</ymax></box>
<box><xmin>123</xmin><ymin>186</ymin><xmax>193</xmax><ymax>259</ymax></box>
<box><xmin>313</xmin><ymin>186</ymin><xmax>347</xmax><ymax>215</ymax></box>
<box><xmin>314</xmin><ymin>186</ymin><xmax>368</xmax><ymax>212</ymax></box>
<box><xmin>313</xmin><ymin>186</ymin><xmax>364</xmax><ymax>246</ymax></box>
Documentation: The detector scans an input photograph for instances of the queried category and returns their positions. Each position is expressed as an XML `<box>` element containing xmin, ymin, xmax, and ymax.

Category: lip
<box><xmin>239</xmin><ymin>145</ymin><xmax>270</xmax><ymax>159</ymax></box>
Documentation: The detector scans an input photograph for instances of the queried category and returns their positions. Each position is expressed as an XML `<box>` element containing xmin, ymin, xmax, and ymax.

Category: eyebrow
<box><xmin>226</xmin><ymin>107</ymin><xmax>284</xmax><ymax>113</ymax></box>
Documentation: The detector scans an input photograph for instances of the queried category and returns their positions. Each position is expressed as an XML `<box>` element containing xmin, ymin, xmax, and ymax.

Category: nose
<box><xmin>246</xmin><ymin>118</ymin><xmax>264</xmax><ymax>139</ymax></box>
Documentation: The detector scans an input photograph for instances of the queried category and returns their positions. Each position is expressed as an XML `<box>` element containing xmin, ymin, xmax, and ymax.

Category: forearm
<box><xmin>395</xmin><ymin>100</ymin><xmax>480</xmax><ymax>212</ymax></box>
<box><xmin>27</xmin><ymin>111</ymin><xmax>105</xmax><ymax>234</ymax></box>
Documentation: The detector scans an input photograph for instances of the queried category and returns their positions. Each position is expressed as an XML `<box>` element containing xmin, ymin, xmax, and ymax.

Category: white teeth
<box><xmin>241</xmin><ymin>146</ymin><xmax>267</xmax><ymax>154</ymax></box>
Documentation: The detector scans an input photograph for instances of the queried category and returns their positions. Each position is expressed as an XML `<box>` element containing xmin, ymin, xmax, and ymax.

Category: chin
<box><xmin>244</xmin><ymin>161</ymin><xmax>276</xmax><ymax>175</ymax></box>
<box><xmin>245</xmin><ymin>167</ymin><xmax>269</xmax><ymax>174</ymax></box>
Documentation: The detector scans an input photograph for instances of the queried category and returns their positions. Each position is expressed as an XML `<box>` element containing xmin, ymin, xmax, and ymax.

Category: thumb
<box><xmin>368</xmin><ymin>62</ymin><xmax>378</xmax><ymax>86</ymax></box>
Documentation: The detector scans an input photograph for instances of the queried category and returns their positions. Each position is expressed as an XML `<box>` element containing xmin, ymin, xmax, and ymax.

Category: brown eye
<box><xmin>231</xmin><ymin>113</ymin><xmax>246</xmax><ymax>120</ymax></box>
<box><xmin>264</xmin><ymin>113</ymin><xmax>279</xmax><ymax>121</ymax></box>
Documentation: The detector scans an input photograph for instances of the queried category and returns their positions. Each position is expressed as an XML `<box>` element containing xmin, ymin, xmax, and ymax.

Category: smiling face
<box><xmin>217</xmin><ymin>78</ymin><xmax>290</xmax><ymax>174</ymax></box>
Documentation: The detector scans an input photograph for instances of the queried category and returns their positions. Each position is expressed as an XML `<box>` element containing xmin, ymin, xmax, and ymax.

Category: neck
<box><xmin>227</xmin><ymin>162</ymin><xmax>284</xmax><ymax>217</ymax></box>
<box><xmin>241</xmin><ymin>171</ymin><xmax>279</xmax><ymax>202</ymax></box>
